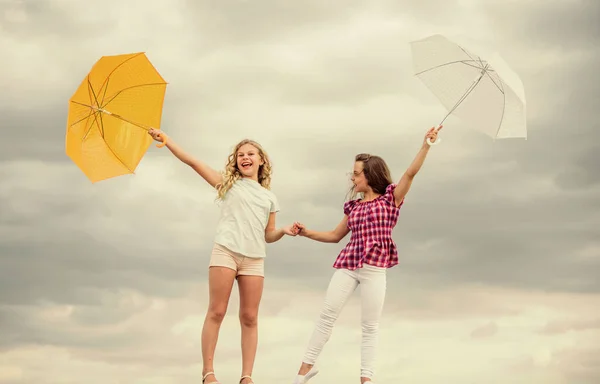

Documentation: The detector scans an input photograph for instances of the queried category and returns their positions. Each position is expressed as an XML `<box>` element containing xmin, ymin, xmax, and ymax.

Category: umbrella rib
<box><xmin>461</xmin><ymin>61</ymin><xmax>487</xmax><ymax>70</ymax></box>
<box><xmin>76</xmin><ymin>105</ymin><xmax>137</xmax><ymax>174</ymax></box>
<box><xmin>72</xmin><ymin>99</ymin><xmax>149</xmax><ymax>146</ymax></box>
<box><xmin>70</xmin><ymin>101</ymin><xmax>105</xmax><ymax>127</ymax></box>
<box><xmin>71</xmin><ymin>100</ymin><xmax>95</xmax><ymax>109</ymax></box>
<box><xmin>67</xmin><ymin>107</ymin><xmax>95</xmax><ymax>129</ymax></box>
<box><xmin>84</xmin><ymin>112</ymin><xmax>135</xmax><ymax>174</ymax></box>
<box><xmin>87</xmin><ymin>75</ymin><xmax>102</xmax><ymax>109</ymax></box>
<box><xmin>459</xmin><ymin>46</ymin><xmax>478</xmax><ymax>63</ymax></box>
<box><xmin>415</xmin><ymin>60</ymin><xmax>484</xmax><ymax>76</ymax></box>
<box><xmin>102</xmin><ymin>136</ymin><xmax>135</xmax><ymax>174</ymax></box>
<box><xmin>101</xmin><ymin>82</ymin><xmax>168</xmax><ymax>110</ymax></box>
<box><xmin>100</xmin><ymin>77</ymin><xmax>110</xmax><ymax>107</ymax></box>
<box><xmin>494</xmin><ymin>80</ymin><xmax>507</xmax><ymax>138</ymax></box>
<box><xmin>96</xmin><ymin>52</ymin><xmax>145</xmax><ymax>105</ymax></box>
<box><xmin>439</xmin><ymin>68</ymin><xmax>487</xmax><ymax>125</ymax></box>
<box><xmin>82</xmin><ymin>110</ymin><xmax>101</xmax><ymax>142</ymax></box>
<box><xmin>69</xmin><ymin>100</ymin><xmax>154</xmax><ymax>131</ymax></box>
<box><xmin>483</xmin><ymin>70</ymin><xmax>504</xmax><ymax>94</ymax></box>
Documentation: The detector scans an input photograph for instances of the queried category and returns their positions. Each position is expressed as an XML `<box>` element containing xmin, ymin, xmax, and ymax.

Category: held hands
<box><xmin>292</xmin><ymin>222</ymin><xmax>306</xmax><ymax>236</ymax></box>
<box><xmin>282</xmin><ymin>224</ymin><xmax>297</xmax><ymax>236</ymax></box>
<box><xmin>282</xmin><ymin>222</ymin><xmax>304</xmax><ymax>237</ymax></box>
<box><xmin>424</xmin><ymin>125</ymin><xmax>443</xmax><ymax>147</ymax></box>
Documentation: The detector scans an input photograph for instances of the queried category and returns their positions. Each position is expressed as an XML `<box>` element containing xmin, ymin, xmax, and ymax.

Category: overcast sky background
<box><xmin>1</xmin><ymin>0</ymin><xmax>599</xmax><ymax>383</ymax></box>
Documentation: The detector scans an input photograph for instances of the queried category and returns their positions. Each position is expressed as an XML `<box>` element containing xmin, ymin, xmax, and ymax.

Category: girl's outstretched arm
<box><xmin>294</xmin><ymin>217</ymin><xmax>350</xmax><ymax>244</ymax></box>
<box><xmin>392</xmin><ymin>126</ymin><xmax>442</xmax><ymax>206</ymax></box>
<box><xmin>149</xmin><ymin>129</ymin><xmax>223</xmax><ymax>188</ymax></box>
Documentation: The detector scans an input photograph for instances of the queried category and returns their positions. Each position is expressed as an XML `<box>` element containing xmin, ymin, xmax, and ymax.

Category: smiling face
<box><xmin>351</xmin><ymin>161</ymin><xmax>370</xmax><ymax>193</ymax></box>
<box><xmin>217</xmin><ymin>139</ymin><xmax>272</xmax><ymax>200</ymax></box>
<box><xmin>236</xmin><ymin>143</ymin><xmax>264</xmax><ymax>180</ymax></box>
<box><xmin>348</xmin><ymin>153</ymin><xmax>394</xmax><ymax>199</ymax></box>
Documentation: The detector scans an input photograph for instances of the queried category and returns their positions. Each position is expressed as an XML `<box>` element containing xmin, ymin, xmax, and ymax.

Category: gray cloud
<box><xmin>1</xmin><ymin>0</ymin><xmax>599</xmax><ymax>382</ymax></box>
<box><xmin>470</xmin><ymin>321</ymin><xmax>498</xmax><ymax>339</ymax></box>
<box><xmin>486</xmin><ymin>0</ymin><xmax>600</xmax><ymax>50</ymax></box>
<box><xmin>0</xmin><ymin>107</ymin><xmax>69</xmax><ymax>162</ymax></box>
<box><xmin>183</xmin><ymin>0</ymin><xmax>371</xmax><ymax>48</ymax></box>
<box><xmin>550</xmin><ymin>347</ymin><xmax>600</xmax><ymax>384</ymax></box>
<box><xmin>0</xmin><ymin>1</ymin><xmax>117</xmax><ymax>40</ymax></box>
<box><xmin>540</xmin><ymin>318</ymin><xmax>600</xmax><ymax>335</ymax></box>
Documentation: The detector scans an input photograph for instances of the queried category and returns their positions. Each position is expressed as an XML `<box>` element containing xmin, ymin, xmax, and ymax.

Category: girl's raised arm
<box><xmin>393</xmin><ymin>126</ymin><xmax>441</xmax><ymax>206</ymax></box>
<box><xmin>149</xmin><ymin>129</ymin><xmax>223</xmax><ymax>188</ymax></box>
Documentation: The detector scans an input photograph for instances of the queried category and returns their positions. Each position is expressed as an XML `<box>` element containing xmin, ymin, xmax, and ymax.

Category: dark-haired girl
<box><xmin>291</xmin><ymin>127</ymin><xmax>441</xmax><ymax>384</ymax></box>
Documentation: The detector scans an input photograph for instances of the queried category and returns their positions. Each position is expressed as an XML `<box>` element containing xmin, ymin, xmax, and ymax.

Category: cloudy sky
<box><xmin>1</xmin><ymin>0</ymin><xmax>599</xmax><ymax>383</ymax></box>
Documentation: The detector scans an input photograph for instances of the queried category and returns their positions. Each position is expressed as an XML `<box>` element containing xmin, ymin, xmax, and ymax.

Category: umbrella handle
<box><xmin>426</xmin><ymin>136</ymin><xmax>440</xmax><ymax>146</ymax></box>
<box><xmin>426</xmin><ymin>125</ymin><xmax>442</xmax><ymax>146</ymax></box>
<box><xmin>156</xmin><ymin>132</ymin><xmax>169</xmax><ymax>148</ymax></box>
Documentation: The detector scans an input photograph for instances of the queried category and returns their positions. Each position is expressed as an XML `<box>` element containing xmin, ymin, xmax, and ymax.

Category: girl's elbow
<box><xmin>264</xmin><ymin>229</ymin><xmax>276</xmax><ymax>243</ymax></box>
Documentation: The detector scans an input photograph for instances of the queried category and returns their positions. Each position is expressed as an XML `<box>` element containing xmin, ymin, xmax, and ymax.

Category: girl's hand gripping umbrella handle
<box><xmin>426</xmin><ymin>125</ymin><xmax>442</xmax><ymax>146</ymax></box>
<box><xmin>155</xmin><ymin>132</ymin><xmax>168</xmax><ymax>148</ymax></box>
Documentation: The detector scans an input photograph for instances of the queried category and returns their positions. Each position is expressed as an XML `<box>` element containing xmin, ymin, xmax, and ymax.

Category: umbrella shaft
<box><xmin>89</xmin><ymin>105</ymin><xmax>152</xmax><ymax>131</ymax></box>
<box><xmin>439</xmin><ymin>66</ymin><xmax>488</xmax><ymax>127</ymax></box>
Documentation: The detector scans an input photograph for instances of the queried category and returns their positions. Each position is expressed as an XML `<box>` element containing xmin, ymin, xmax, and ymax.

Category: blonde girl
<box><xmin>148</xmin><ymin>129</ymin><xmax>297</xmax><ymax>384</ymax></box>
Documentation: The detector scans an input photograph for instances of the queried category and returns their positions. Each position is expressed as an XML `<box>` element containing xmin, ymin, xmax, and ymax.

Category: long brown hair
<box><xmin>216</xmin><ymin>139</ymin><xmax>272</xmax><ymax>200</ymax></box>
<box><xmin>348</xmin><ymin>153</ymin><xmax>393</xmax><ymax>200</ymax></box>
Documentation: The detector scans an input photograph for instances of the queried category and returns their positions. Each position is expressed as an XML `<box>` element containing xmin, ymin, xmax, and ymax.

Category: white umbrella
<box><xmin>410</xmin><ymin>34</ymin><xmax>527</xmax><ymax>145</ymax></box>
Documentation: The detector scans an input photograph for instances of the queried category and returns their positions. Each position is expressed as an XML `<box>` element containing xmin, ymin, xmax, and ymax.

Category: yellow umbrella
<box><xmin>65</xmin><ymin>52</ymin><xmax>169</xmax><ymax>183</ymax></box>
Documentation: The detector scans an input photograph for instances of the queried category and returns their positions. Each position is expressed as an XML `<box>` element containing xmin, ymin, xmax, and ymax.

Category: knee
<box><xmin>319</xmin><ymin>304</ymin><xmax>340</xmax><ymax>323</ymax></box>
<box><xmin>207</xmin><ymin>306</ymin><xmax>227</xmax><ymax>323</ymax></box>
<box><xmin>361</xmin><ymin>320</ymin><xmax>379</xmax><ymax>334</ymax></box>
<box><xmin>239</xmin><ymin>310</ymin><xmax>258</xmax><ymax>327</ymax></box>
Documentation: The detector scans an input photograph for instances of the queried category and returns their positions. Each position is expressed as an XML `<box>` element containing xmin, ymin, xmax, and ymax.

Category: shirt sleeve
<box><xmin>343</xmin><ymin>199</ymin><xmax>358</xmax><ymax>216</ymax></box>
<box><xmin>270</xmin><ymin>192</ymin><xmax>280</xmax><ymax>213</ymax></box>
<box><xmin>382</xmin><ymin>183</ymin><xmax>403</xmax><ymax>207</ymax></box>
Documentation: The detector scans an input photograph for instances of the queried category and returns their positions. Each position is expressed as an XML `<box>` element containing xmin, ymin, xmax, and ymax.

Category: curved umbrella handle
<box><xmin>427</xmin><ymin>136</ymin><xmax>441</xmax><ymax>146</ymax></box>
<box><xmin>156</xmin><ymin>132</ymin><xmax>169</xmax><ymax>148</ymax></box>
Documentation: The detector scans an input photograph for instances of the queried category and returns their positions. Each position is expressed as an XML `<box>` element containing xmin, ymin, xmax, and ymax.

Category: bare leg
<box><xmin>237</xmin><ymin>275</ymin><xmax>264</xmax><ymax>384</ymax></box>
<box><xmin>202</xmin><ymin>266</ymin><xmax>237</xmax><ymax>384</ymax></box>
<box><xmin>297</xmin><ymin>362</ymin><xmax>314</xmax><ymax>376</ymax></box>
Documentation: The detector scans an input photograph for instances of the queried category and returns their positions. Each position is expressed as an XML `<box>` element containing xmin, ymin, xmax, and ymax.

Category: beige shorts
<box><xmin>209</xmin><ymin>243</ymin><xmax>265</xmax><ymax>277</ymax></box>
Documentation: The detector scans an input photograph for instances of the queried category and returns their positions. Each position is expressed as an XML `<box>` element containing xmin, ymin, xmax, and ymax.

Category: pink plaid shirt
<box><xmin>333</xmin><ymin>184</ymin><xmax>403</xmax><ymax>270</ymax></box>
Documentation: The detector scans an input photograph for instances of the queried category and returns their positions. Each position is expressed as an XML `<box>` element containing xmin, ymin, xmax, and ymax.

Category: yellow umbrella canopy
<box><xmin>66</xmin><ymin>52</ymin><xmax>168</xmax><ymax>183</ymax></box>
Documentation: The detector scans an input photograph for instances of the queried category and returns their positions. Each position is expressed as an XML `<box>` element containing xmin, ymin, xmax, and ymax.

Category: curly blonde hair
<box><xmin>216</xmin><ymin>139</ymin><xmax>272</xmax><ymax>200</ymax></box>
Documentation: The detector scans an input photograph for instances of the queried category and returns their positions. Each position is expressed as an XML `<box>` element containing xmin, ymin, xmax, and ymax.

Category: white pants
<box><xmin>302</xmin><ymin>264</ymin><xmax>387</xmax><ymax>378</ymax></box>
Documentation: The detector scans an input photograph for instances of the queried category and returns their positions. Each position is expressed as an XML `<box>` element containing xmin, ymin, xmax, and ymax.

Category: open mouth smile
<box><xmin>241</xmin><ymin>161</ymin><xmax>252</xmax><ymax>170</ymax></box>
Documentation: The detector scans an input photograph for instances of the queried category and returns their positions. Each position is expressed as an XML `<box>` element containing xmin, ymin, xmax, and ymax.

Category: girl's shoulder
<box><xmin>343</xmin><ymin>183</ymin><xmax>401</xmax><ymax>215</ymax></box>
<box><xmin>255</xmin><ymin>182</ymin><xmax>279</xmax><ymax>205</ymax></box>
<box><xmin>343</xmin><ymin>198</ymin><xmax>360</xmax><ymax>216</ymax></box>
<box><xmin>264</xmin><ymin>187</ymin><xmax>278</xmax><ymax>200</ymax></box>
<box><xmin>381</xmin><ymin>183</ymin><xmax>402</xmax><ymax>208</ymax></box>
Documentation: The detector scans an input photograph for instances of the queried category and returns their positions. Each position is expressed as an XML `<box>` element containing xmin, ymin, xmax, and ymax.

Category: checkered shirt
<box><xmin>333</xmin><ymin>183</ymin><xmax>402</xmax><ymax>270</ymax></box>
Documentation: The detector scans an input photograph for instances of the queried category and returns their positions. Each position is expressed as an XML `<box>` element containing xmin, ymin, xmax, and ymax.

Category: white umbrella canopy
<box><xmin>410</xmin><ymin>34</ymin><xmax>527</xmax><ymax>144</ymax></box>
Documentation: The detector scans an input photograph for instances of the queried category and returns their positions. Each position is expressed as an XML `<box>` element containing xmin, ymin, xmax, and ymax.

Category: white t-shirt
<box><xmin>214</xmin><ymin>178</ymin><xmax>280</xmax><ymax>258</ymax></box>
